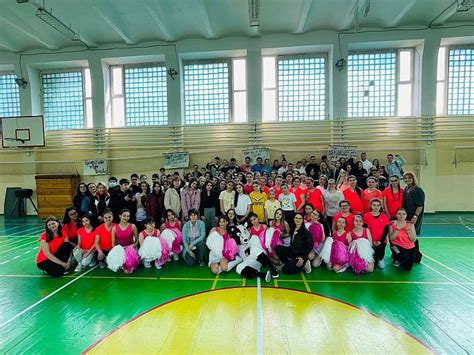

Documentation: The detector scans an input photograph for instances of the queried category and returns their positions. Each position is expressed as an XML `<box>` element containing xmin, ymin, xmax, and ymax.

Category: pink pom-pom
<box><xmin>330</xmin><ymin>240</ymin><xmax>349</xmax><ymax>266</ymax></box>
<box><xmin>170</xmin><ymin>228</ymin><xmax>183</xmax><ymax>255</ymax></box>
<box><xmin>158</xmin><ymin>237</ymin><xmax>170</xmax><ymax>266</ymax></box>
<box><xmin>308</xmin><ymin>223</ymin><xmax>324</xmax><ymax>250</ymax></box>
<box><xmin>223</xmin><ymin>237</ymin><xmax>238</xmax><ymax>261</ymax></box>
<box><xmin>123</xmin><ymin>245</ymin><xmax>140</xmax><ymax>273</ymax></box>
<box><xmin>269</xmin><ymin>229</ymin><xmax>283</xmax><ymax>255</ymax></box>
<box><xmin>349</xmin><ymin>248</ymin><xmax>368</xmax><ymax>275</ymax></box>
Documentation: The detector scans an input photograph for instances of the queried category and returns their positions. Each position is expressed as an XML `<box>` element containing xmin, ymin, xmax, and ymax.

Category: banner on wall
<box><xmin>83</xmin><ymin>159</ymin><xmax>108</xmax><ymax>175</ymax></box>
<box><xmin>242</xmin><ymin>148</ymin><xmax>270</xmax><ymax>165</ymax></box>
<box><xmin>327</xmin><ymin>145</ymin><xmax>357</xmax><ymax>165</ymax></box>
<box><xmin>163</xmin><ymin>152</ymin><xmax>189</xmax><ymax>169</ymax></box>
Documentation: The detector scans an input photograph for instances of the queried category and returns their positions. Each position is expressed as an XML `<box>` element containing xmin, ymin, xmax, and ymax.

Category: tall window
<box><xmin>183</xmin><ymin>59</ymin><xmax>247</xmax><ymax>125</ymax></box>
<box><xmin>437</xmin><ymin>47</ymin><xmax>474</xmax><ymax>116</ymax></box>
<box><xmin>0</xmin><ymin>72</ymin><xmax>20</xmax><ymax>117</ymax></box>
<box><xmin>110</xmin><ymin>64</ymin><xmax>168</xmax><ymax>127</ymax></box>
<box><xmin>348</xmin><ymin>49</ymin><xmax>414</xmax><ymax>118</ymax></box>
<box><xmin>41</xmin><ymin>69</ymin><xmax>91</xmax><ymax>130</ymax></box>
<box><xmin>262</xmin><ymin>55</ymin><xmax>327</xmax><ymax>121</ymax></box>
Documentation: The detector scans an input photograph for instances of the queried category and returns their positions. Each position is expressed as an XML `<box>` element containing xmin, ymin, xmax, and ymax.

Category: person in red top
<box><xmin>73</xmin><ymin>214</ymin><xmax>96</xmax><ymax>272</ymax></box>
<box><xmin>383</xmin><ymin>175</ymin><xmax>404</xmax><ymax>219</ymax></box>
<box><xmin>270</xmin><ymin>176</ymin><xmax>283</xmax><ymax>199</ymax></box>
<box><xmin>389</xmin><ymin>207</ymin><xmax>417</xmax><ymax>271</ymax></box>
<box><xmin>61</xmin><ymin>207</ymin><xmax>80</xmax><ymax>247</ymax></box>
<box><xmin>362</xmin><ymin>177</ymin><xmax>383</xmax><ymax>214</ymax></box>
<box><xmin>290</xmin><ymin>177</ymin><xmax>306</xmax><ymax>212</ymax></box>
<box><xmin>36</xmin><ymin>216</ymin><xmax>73</xmax><ymax>277</ymax></box>
<box><xmin>332</xmin><ymin>200</ymin><xmax>354</xmax><ymax>232</ymax></box>
<box><xmin>343</xmin><ymin>176</ymin><xmax>364</xmax><ymax>214</ymax></box>
<box><xmin>303</xmin><ymin>178</ymin><xmax>324</xmax><ymax>214</ymax></box>
<box><xmin>363</xmin><ymin>199</ymin><xmax>390</xmax><ymax>269</ymax></box>
<box><xmin>95</xmin><ymin>209</ymin><xmax>115</xmax><ymax>268</ymax></box>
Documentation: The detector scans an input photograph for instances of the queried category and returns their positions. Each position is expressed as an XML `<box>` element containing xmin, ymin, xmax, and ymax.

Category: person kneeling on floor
<box><xmin>182</xmin><ymin>209</ymin><xmax>208</xmax><ymax>266</ymax></box>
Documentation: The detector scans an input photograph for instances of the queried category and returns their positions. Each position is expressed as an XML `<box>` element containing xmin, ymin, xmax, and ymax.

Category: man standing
<box><xmin>386</xmin><ymin>154</ymin><xmax>406</xmax><ymax>178</ymax></box>
<box><xmin>360</xmin><ymin>152</ymin><xmax>373</xmax><ymax>173</ymax></box>
<box><xmin>252</xmin><ymin>157</ymin><xmax>265</xmax><ymax>173</ymax></box>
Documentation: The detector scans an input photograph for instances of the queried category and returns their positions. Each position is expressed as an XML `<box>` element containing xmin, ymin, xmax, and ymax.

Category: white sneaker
<box><xmin>89</xmin><ymin>260</ymin><xmax>97</xmax><ymax>267</ymax></box>
<box><xmin>304</xmin><ymin>260</ymin><xmax>312</xmax><ymax>274</ymax></box>
<box><xmin>74</xmin><ymin>265</ymin><xmax>82</xmax><ymax>272</ymax></box>
<box><xmin>143</xmin><ymin>261</ymin><xmax>151</xmax><ymax>268</ymax></box>
<box><xmin>335</xmin><ymin>265</ymin><xmax>347</xmax><ymax>273</ymax></box>
<box><xmin>155</xmin><ymin>263</ymin><xmax>162</xmax><ymax>270</ymax></box>
<box><xmin>377</xmin><ymin>260</ymin><xmax>385</xmax><ymax>269</ymax></box>
<box><xmin>264</xmin><ymin>270</ymin><xmax>271</xmax><ymax>283</ymax></box>
<box><xmin>99</xmin><ymin>261</ymin><xmax>106</xmax><ymax>269</ymax></box>
<box><xmin>393</xmin><ymin>260</ymin><xmax>401</xmax><ymax>267</ymax></box>
<box><xmin>173</xmin><ymin>254</ymin><xmax>179</xmax><ymax>261</ymax></box>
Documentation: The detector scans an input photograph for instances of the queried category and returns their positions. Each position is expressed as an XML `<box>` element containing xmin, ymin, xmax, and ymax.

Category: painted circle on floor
<box><xmin>85</xmin><ymin>287</ymin><xmax>431</xmax><ymax>354</ymax></box>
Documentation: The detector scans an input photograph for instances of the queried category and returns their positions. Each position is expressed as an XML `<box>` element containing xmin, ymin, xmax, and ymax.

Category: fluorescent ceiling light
<box><xmin>36</xmin><ymin>7</ymin><xmax>80</xmax><ymax>41</ymax></box>
<box><xmin>248</xmin><ymin>0</ymin><xmax>259</xmax><ymax>27</ymax></box>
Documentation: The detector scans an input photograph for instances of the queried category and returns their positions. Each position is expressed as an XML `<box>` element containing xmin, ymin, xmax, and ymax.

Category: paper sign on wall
<box><xmin>242</xmin><ymin>148</ymin><xmax>270</xmax><ymax>165</ymax></box>
<box><xmin>83</xmin><ymin>159</ymin><xmax>108</xmax><ymax>175</ymax></box>
<box><xmin>327</xmin><ymin>145</ymin><xmax>357</xmax><ymax>165</ymax></box>
<box><xmin>163</xmin><ymin>152</ymin><xmax>189</xmax><ymax>169</ymax></box>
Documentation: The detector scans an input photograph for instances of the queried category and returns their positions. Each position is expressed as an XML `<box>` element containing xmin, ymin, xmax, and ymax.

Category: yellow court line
<box><xmin>273</xmin><ymin>278</ymin><xmax>278</xmax><ymax>287</ymax></box>
<box><xmin>422</xmin><ymin>254</ymin><xmax>473</xmax><ymax>282</ymax></box>
<box><xmin>160</xmin><ymin>277</ymin><xmax>216</xmax><ymax>281</ymax></box>
<box><xmin>242</xmin><ymin>277</ymin><xmax>246</xmax><ymax>286</ymax></box>
<box><xmin>211</xmin><ymin>273</ymin><xmax>219</xmax><ymax>289</ymax></box>
<box><xmin>300</xmin><ymin>272</ymin><xmax>311</xmax><ymax>292</ymax></box>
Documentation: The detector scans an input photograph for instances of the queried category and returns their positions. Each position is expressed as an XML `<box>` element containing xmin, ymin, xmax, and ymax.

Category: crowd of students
<box><xmin>35</xmin><ymin>152</ymin><xmax>425</xmax><ymax>278</ymax></box>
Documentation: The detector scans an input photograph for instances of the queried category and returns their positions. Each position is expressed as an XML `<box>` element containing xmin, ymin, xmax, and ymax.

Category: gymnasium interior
<box><xmin>0</xmin><ymin>0</ymin><xmax>473</xmax><ymax>354</ymax></box>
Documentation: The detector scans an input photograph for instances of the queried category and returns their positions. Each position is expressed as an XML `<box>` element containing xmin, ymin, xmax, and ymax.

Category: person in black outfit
<box><xmin>109</xmin><ymin>178</ymin><xmax>135</xmax><ymax>223</ymax></box>
<box><xmin>275</xmin><ymin>212</ymin><xmax>313</xmax><ymax>274</ymax></box>
<box><xmin>200</xmin><ymin>181</ymin><xmax>220</xmax><ymax>234</ymax></box>
<box><xmin>108</xmin><ymin>176</ymin><xmax>119</xmax><ymax>195</ymax></box>
<box><xmin>129</xmin><ymin>173</ymin><xmax>141</xmax><ymax>194</ymax></box>
<box><xmin>73</xmin><ymin>182</ymin><xmax>92</xmax><ymax>217</ymax></box>
<box><xmin>402</xmin><ymin>171</ymin><xmax>425</xmax><ymax>263</ymax></box>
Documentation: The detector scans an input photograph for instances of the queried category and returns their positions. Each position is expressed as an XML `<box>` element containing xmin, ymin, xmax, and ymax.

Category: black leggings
<box><xmin>37</xmin><ymin>243</ymin><xmax>73</xmax><ymax>277</ymax></box>
<box><xmin>275</xmin><ymin>245</ymin><xmax>305</xmax><ymax>274</ymax></box>
<box><xmin>390</xmin><ymin>244</ymin><xmax>416</xmax><ymax>271</ymax></box>
<box><xmin>283</xmin><ymin>210</ymin><xmax>295</xmax><ymax>231</ymax></box>
<box><xmin>324</xmin><ymin>215</ymin><xmax>334</xmax><ymax>237</ymax></box>
<box><xmin>373</xmin><ymin>242</ymin><xmax>386</xmax><ymax>262</ymax></box>
<box><xmin>239</xmin><ymin>252</ymin><xmax>277</xmax><ymax>279</ymax></box>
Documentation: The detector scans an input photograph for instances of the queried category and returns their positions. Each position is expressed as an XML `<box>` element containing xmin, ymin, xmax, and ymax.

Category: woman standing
<box><xmin>164</xmin><ymin>177</ymin><xmax>182</xmax><ymax>217</ymax></box>
<box><xmin>36</xmin><ymin>216</ymin><xmax>73</xmax><ymax>277</ymax></box>
<box><xmin>323</xmin><ymin>179</ymin><xmax>344</xmax><ymax>236</ymax></box>
<box><xmin>319</xmin><ymin>163</ymin><xmax>333</xmax><ymax>180</ymax></box>
<box><xmin>181</xmin><ymin>178</ymin><xmax>201</xmax><ymax>222</ymax></box>
<box><xmin>146</xmin><ymin>182</ymin><xmax>166</xmax><ymax>225</ymax></box>
<box><xmin>135</xmin><ymin>181</ymin><xmax>149</xmax><ymax>231</ymax></box>
<box><xmin>389</xmin><ymin>208</ymin><xmax>417</xmax><ymax>270</ymax></box>
<box><xmin>94</xmin><ymin>182</ymin><xmax>110</xmax><ymax>223</ymax></box>
<box><xmin>274</xmin><ymin>213</ymin><xmax>313</xmax><ymax>274</ymax></box>
<box><xmin>278</xmin><ymin>184</ymin><xmax>297</xmax><ymax>232</ymax></box>
<box><xmin>362</xmin><ymin>177</ymin><xmax>383</xmax><ymax>214</ymax></box>
<box><xmin>402</xmin><ymin>172</ymin><xmax>425</xmax><ymax>263</ymax></box>
<box><xmin>200</xmin><ymin>181</ymin><xmax>219</xmax><ymax>234</ymax></box>
<box><xmin>343</xmin><ymin>176</ymin><xmax>364</xmax><ymax>214</ymax></box>
<box><xmin>234</xmin><ymin>183</ymin><xmax>252</xmax><ymax>224</ymax></box>
<box><xmin>363</xmin><ymin>199</ymin><xmax>390</xmax><ymax>269</ymax></box>
<box><xmin>383</xmin><ymin>175</ymin><xmax>404</xmax><ymax>220</ymax></box>
<box><xmin>73</xmin><ymin>182</ymin><xmax>92</xmax><ymax>217</ymax></box>
<box><xmin>336</xmin><ymin>170</ymin><xmax>350</xmax><ymax>192</ymax></box>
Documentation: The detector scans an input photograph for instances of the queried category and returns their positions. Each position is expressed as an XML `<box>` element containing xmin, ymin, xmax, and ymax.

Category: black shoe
<box><xmin>271</xmin><ymin>269</ymin><xmax>279</xmax><ymax>279</ymax></box>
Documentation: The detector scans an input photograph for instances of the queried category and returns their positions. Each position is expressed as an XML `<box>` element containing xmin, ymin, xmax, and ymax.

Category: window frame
<box><xmin>183</xmin><ymin>58</ymin><xmax>234</xmax><ymax>125</ymax></box>
<box><xmin>40</xmin><ymin>68</ymin><xmax>88</xmax><ymax>130</ymax></box>
<box><xmin>0</xmin><ymin>70</ymin><xmax>21</xmax><ymax>118</ymax></box>
<box><xmin>262</xmin><ymin>52</ymin><xmax>329</xmax><ymax>121</ymax></box>
<box><xmin>443</xmin><ymin>45</ymin><xmax>474</xmax><ymax>116</ymax></box>
<box><xmin>348</xmin><ymin>48</ymin><xmax>416</xmax><ymax>118</ymax></box>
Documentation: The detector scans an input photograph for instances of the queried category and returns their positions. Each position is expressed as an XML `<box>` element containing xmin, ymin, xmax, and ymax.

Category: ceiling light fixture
<box><xmin>248</xmin><ymin>0</ymin><xmax>260</xmax><ymax>27</ymax></box>
<box><xmin>35</xmin><ymin>7</ymin><xmax>81</xmax><ymax>41</ymax></box>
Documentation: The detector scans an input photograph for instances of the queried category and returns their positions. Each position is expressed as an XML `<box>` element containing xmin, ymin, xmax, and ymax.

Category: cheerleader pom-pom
<box><xmin>223</xmin><ymin>237</ymin><xmax>238</xmax><ymax>261</ymax></box>
<box><xmin>171</xmin><ymin>233</ymin><xmax>183</xmax><ymax>255</ymax></box>
<box><xmin>319</xmin><ymin>237</ymin><xmax>334</xmax><ymax>264</ymax></box>
<box><xmin>158</xmin><ymin>237</ymin><xmax>170</xmax><ymax>266</ymax></box>
<box><xmin>161</xmin><ymin>229</ymin><xmax>177</xmax><ymax>250</ymax></box>
<box><xmin>268</xmin><ymin>228</ymin><xmax>282</xmax><ymax>254</ymax></box>
<box><xmin>308</xmin><ymin>223</ymin><xmax>324</xmax><ymax>249</ymax></box>
<box><xmin>106</xmin><ymin>245</ymin><xmax>125</xmax><ymax>272</ymax></box>
<box><xmin>349</xmin><ymin>248</ymin><xmax>367</xmax><ymax>274</ymax></box>
<box><xmin>352</xmin><ymin>238</ymin><xmax>375</xmax><ymax>263</ymax></box>
<box><xmin>330</xmin><ymin>240</ymin><xmax>349</xmax><ymax>266</ymax></box>
<box><xmin>206</xmin><ymin>231</ymin><xmax>224</xmax><ymax>255</ymax></box>
<box><xmin>123</xmin><ymin>246</ymin><xmax>140</xmax><ymax>274</ymax></box>
<box><xmin>139</xmin><ymin>237</ymin><xmax>162</xmax><ymax>262</ymax></box>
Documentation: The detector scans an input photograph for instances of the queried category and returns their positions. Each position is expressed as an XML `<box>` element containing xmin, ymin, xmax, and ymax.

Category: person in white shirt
<box><xmin>277</xmin><ymin>160</ymin><xmax>288</xmax><ymax>176</ymax></box>
<box><xmin>360</xmin><ymin>152</ymin><xmax>373</xmax><ymax>173</ymax></box>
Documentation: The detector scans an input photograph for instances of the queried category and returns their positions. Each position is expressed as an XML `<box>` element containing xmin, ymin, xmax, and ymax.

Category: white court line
<box><xmin>13</xmin><ymin>255</ymin><xmax>20</xmax><ymax>259</ymax></box>
<box><xmin>422</xmin><ymin>262</ymin><xmax>472</xmax><ymax>295</ymax></box>
<box><xmin>0</xmin><ymin>265</ymin><xmax>98</xmax><ymax>329</ymax></box>
<box><xmin>0</xmin><ymin>225</ymin><xmax>44</xmax><ymax>238</ymax></box>
<box><xmin>458</xmin><ymin>216</ymin><xmax>474</xmax><ymax>233</ymax></box>
<box><xmin>256</xmin><ymin>277</ymin><xmax>263</xmax><ymax>355</ymax></box>
<box><xmin>0</xmin><ymin>260</ymin><xmax>9</xmax><ymax>265</ymax></box>
<box><xmin>421</xmin><ymin>237</ymin><xmax>474</xmax><ymax>239</ymax></box>
<box><xmin>24</xmin><ymin>250</ymin><xmax>32</xmax><ymax>254</ymax></box>
<box><xmin>0</xmin><ymin>239</ymin><xmax>39</xmax><ymax>255</ymax></box>
<box><xmin>0</xmin><ymin>236</ymin><xmax>39</xmax><ymax>248</ymax></box>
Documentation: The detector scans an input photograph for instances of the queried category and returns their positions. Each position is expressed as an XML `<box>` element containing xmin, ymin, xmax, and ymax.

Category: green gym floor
<box><xmin>0</xmin><ymin>213</ymin><xmax>472</xmax><ymax>354</ymax></box>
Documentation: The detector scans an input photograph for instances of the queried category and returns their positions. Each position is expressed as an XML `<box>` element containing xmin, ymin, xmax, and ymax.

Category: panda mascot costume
<box><xmin>230</xmin><ymin>225</ymin><xmax>279</xmax><ymax>282</ymax></box>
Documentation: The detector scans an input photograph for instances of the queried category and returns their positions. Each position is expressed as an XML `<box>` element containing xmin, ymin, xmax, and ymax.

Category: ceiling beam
<box><xmin>339</xmin><ymin>0</ymin><xmax>360</xmax><ymax>30</ymax></box>
<box><xmin>249</xmin><ymin>26</ymin><xmax>260</xmax><ymax>37</ymax></box>
<box><xmin>94</xmin><ymin>7</ymin><xmax>135</xmax><ymax>44</ymax></box>
<box><xmin>295</xmin><ymin>0</ymin><xmax>313</xmax><ymax>34</ymax></box>
<box><xmin>387</xmin><ymin>0</ymin><xmax>417</xmax><ymax>27</ymax></box>
<box><xmin>430</xmin><ymin>1</ymin><xmax>458</xmax><ymax>26</ymax></box>
<box><xmin>0</xmin><ymin>37</ymin><xmax>18</xmax><ymax>52</ymax></box>
<box><xmin>143</xmin><ymin>0</ymin><xmax>173</xmax><ymax>41</ymax></box>
<box><xmin>0</xmin><ymin>16</ymin><xmax>58</xmax><ymax>49</ymax></box>
<box><xmin>197</xmin><ymin>0</ymin><xmax>215</xmax><ymax>39</ymax></box>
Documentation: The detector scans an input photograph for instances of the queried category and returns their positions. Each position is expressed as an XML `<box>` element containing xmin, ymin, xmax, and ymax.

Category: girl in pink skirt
<box><xmin>107</xmin><ymin>209</ymin><xmax>139</xmax><ymax>273</ymax></box>
<box><xmin>348</xmin><ymin>214</ymin><xmax>375</xmax><ymax>274</ymax></box>
<box><xmin>305</xmin><ymin>210</ymin><xmax>326</xmax><ymax>268</ymax></box>
<box><xmin>138</xmin><ymin>217</ymin><xmax>170</xmax><ymax>270</ymax></box>
<box><xmin>160</xmin><ymin>209</ymin><xmax>183</xmax><ymax>261</ymax></box>
<box><xmin>320</xmin><ymin>216</ymin><xmax>351</xmax><ymax>273</ymax></box>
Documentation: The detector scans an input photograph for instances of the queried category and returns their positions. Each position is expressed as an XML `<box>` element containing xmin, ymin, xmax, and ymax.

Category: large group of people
<box><xmin>36</xmin><ymin>152</ymin><xmax>425</xmax><ymax>279</ymax></box>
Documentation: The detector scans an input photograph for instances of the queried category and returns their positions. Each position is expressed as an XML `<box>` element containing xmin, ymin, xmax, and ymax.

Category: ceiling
<box><xmin>0</xmin><ymin>0</ymin><xmax>473</xmax><ymax>52</ymax></box>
